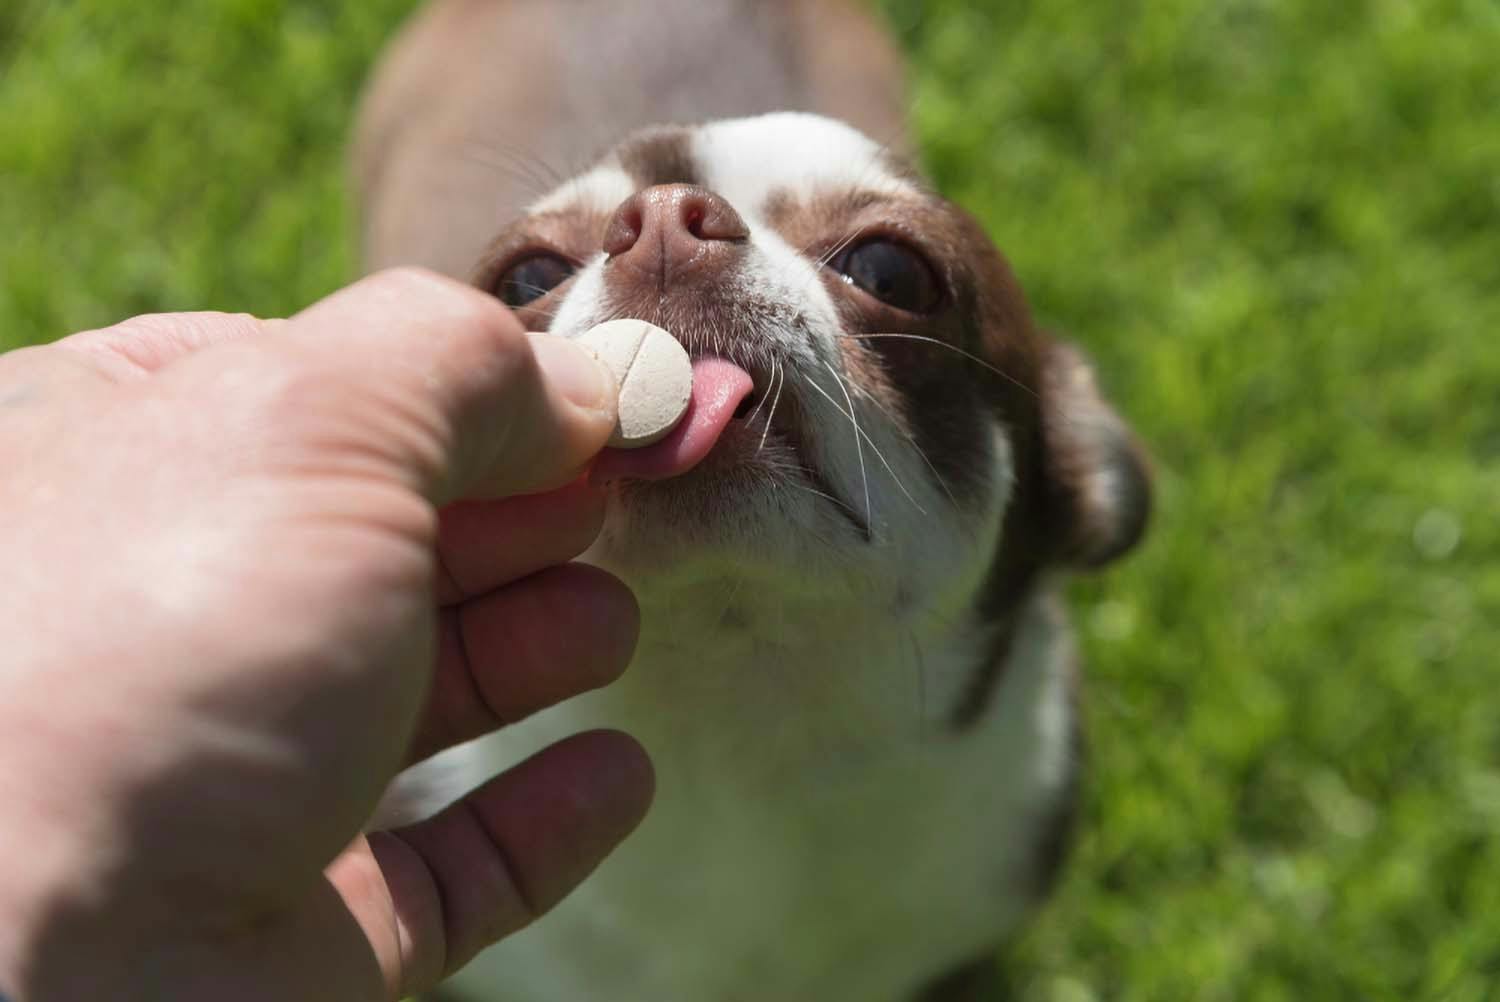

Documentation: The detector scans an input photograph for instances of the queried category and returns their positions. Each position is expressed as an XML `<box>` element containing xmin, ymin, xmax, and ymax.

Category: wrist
<box><xmin>0</xmin><ymin>853</ymin><xmax>363</xmax><ymax>1002</ymax></box>
<box><xmin>0</xmin><ymin>817</ymin><xmax>82</xmax><ymax>1002</ymax></box>
<box><xmin>0</xmin><ymin>735</ymin><xmax>117</xmax><ymax>1002</ymax></box>
<box><xmin>0</xmin><ymin>847</ymin><xmax>120</xmax><ymax>1002</ymax></box>
<box><xmin>0</xmin><ymin>894</ymin><xmax>271</xmax><ymax>1002</ymax></box>
<box><xmin>0</xmin><ymin>809</ymin><xmax>204</xmax><ymax>1002</ymax></box>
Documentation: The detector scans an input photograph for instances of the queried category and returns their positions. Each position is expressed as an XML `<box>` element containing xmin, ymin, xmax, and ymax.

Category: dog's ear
<box><xmin>1036</xmin><ymin>340</ymin><xmax>1152</xmax><ymax>568</ymax></box>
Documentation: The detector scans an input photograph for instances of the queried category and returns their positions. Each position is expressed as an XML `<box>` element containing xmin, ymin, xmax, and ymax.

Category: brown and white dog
<box><xmin>355</xmin><ymin>2</ymin><xmax>1150</xmax><ymax>1000</ymax></box>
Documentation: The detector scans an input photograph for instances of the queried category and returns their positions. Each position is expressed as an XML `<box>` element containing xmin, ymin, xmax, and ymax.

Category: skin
<box><xmin>0</xmin><ymin>268</ymin><xmax>655</xmax><ymax>1002</ymax></box>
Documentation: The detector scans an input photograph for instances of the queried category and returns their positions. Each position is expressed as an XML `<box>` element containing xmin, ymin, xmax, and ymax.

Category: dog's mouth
<box><xmin>589</xmin><ymin>356</ymin><xmax>753</xmax><ymax>483</ymax></box>
<box><xmin>590</xmin><ymin>353</ymin><xmax>872</xmax><ymax>539</ymax></box>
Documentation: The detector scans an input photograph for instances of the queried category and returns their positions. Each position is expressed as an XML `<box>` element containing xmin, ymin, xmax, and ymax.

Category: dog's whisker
<box><xmin>455</xmin><ymin>139</ymin><xmax>567</xmax><ymax>198</ymax></box>
<box><xmin>747</xmin><ymin>365</ymin><xmax>774</xmax><ymax>430</ymax></box>
<box><xmin>505</xmin><ymin>281</ymin><xmax>560</xmax><ymax>299</ymax></box>
<box><xmin>758</xmin><ymin>361</ymin><xmax>786</xmax><ymax>454</ymax></box>
<box><xmin>847</xmin><ymin>380</ymin><xmax>957</xmax><ymax>507</ymax></box>
<box><xmin>806</xmin><ymin>225</ymin><xmax>863</xmax><ymax>272</ymax></box>
<box><xmin>812</xmin><ymin>364</ymin><xmax>872</xmax><ymax>531</ymax></box>
<box><xmin>840</xmin><ymin>332</ymin><xmax>1039</xmax><ymax>398</ymax></box>
<box><xmin>781</xmin><ymin>479</ymin><xmax>857</xmax><ymax>517</ymax></box>
<box><xmin>743</xmin><ymin>357</ymin><xmax>776</xmax><ymax>426</ymax></box>
<box><xmin>808</xmin><ymin>368</ymin><xmax>926</xmax><ymax>517</ymax></box>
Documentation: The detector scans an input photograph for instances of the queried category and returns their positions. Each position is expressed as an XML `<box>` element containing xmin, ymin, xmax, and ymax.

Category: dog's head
<box><xmin>472</xmin><ymin>113</ymin><xmax>1148</xmax><ymax>621</ymax></box>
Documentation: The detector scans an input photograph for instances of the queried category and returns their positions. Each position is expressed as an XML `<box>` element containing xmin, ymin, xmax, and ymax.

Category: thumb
<box><xmin>277</xmin><ymin>268</ymin><xmax>618</xmax><ymax>501</ymax></box>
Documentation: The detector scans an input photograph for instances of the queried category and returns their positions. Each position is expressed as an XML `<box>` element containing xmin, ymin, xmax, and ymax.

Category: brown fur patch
<box><xmin>765</xmin><ymin>186</ymin><xmax>1048</xmax><ymax>512</ymax></box>
<box><xmin>761</xmin><ymin>183</ymin><xmax>1149</xmax><ymax>747</ymax></box>
<box><xmin>616</xmin><ymin>126</ymin><xmax>699</xmax><ymax>189</ymax></box>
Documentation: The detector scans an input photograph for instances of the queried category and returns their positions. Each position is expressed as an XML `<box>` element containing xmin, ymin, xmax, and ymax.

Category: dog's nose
<box><xmin>603</xmin><ymin>184</ymin><xmax>749</xmax><ymax>281</ymax></box>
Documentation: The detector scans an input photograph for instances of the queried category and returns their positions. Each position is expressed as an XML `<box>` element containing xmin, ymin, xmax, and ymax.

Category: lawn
<box><xmin>3</xmin><ymin>1</ymin><xmax>1497</xmax><ymax>999</ymax></box>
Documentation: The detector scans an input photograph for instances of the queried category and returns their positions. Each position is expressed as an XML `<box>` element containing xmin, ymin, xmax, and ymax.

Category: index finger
<box><xmin>281</xmin><ymin>268</ymin><xmax>618</xmax><ymax>501</ymax></box>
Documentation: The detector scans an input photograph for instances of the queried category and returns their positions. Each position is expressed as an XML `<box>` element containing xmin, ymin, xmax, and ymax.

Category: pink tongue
<box><xmin>591</xmin><ymin>358</ymin><xmax>754</xmax><ymax>483</ymax></box>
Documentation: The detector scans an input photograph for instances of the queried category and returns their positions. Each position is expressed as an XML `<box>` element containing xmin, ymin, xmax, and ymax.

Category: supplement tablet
<box><xmin>576</xmin><ymin>319</ymin><xmax>694</xmax><ymax>448</ymax></box>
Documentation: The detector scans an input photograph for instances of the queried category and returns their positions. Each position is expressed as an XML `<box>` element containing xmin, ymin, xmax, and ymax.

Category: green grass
<box><xmin>4</xmin><ymin>0</ymin><xmax>1498</xmax><ymax>998</ymax></box>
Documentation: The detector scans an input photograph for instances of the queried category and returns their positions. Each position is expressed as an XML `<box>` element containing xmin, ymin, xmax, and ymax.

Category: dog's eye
<box><xmin>833</xmin><ymin>239</ymin><xmax>943</xmax><ymax>313</ymax></box>
<box><xmin>493</xmin><ymin>253</ymin><xmax>576</xmax><ymax>308</ymax></box>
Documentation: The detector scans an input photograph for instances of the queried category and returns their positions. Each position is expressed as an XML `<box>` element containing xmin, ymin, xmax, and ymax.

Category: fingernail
<box><xmin>528</xmin><ymin>334</ymin><xmax>617</xmax><ymax>412</ymax></box>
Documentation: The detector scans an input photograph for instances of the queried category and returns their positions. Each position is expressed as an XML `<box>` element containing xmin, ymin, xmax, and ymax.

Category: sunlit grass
<box><xmin>3</xmin><ymin>1</ymin><xmax>1497</xmax><ymax>998</ymax></box>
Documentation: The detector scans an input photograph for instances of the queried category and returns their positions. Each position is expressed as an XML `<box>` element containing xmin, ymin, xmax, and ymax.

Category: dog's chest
<box><xmin>422</xmin><ymin>595</ymin><xmax>1076</xmax><ymax>1002</ymax></box>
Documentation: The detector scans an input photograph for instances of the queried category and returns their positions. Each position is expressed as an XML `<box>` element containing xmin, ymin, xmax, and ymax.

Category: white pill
<box><xmin>576</xmin><ymin>319</ymin><xmax>693</xmax><ymax>448</ymax></box>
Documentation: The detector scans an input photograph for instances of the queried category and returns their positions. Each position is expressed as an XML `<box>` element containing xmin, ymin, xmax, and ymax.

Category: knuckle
<box><xmin>366</xmin><ymin>265</ymin><xmax>450</xmax><ymax>299</ymax></box>
<box><xmin>367</xmin><ymin>266</ymin><xmax>529</xmax><ymax>360</ymax></box>
<box><xmin>445</xmin><ymin>289</ymin><xmax>529</xmax><ymax>360</ymax></box>
<box><xmin>203</xmin><ymin>311</ymin><xmax>268</xmax><ymax>336</ymax></box>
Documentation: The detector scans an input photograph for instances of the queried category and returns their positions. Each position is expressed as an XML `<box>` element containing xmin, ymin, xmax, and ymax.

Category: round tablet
<box><xmin>576</xmin><ymin>319</ymin><xmax>694</xmax><ymax>448</ymax></box>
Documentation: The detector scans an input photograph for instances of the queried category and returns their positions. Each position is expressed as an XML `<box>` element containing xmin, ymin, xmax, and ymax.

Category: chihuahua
<box><xmin>355</xmin><ymin>2</ymin><xmax>1150</xmax><ymax>999</ymax></box>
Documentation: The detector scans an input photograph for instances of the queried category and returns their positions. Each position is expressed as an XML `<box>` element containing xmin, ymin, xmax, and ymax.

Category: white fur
<box><xmin>405</xmin><ymin>593</ymin><xmax>1074</xmax><ymax>1002</ymax></box>
<box><xmin>387</xmin><ymin>114</ymin><xmax>1075</xmax><ymax>1002</ymax></box>
<box><xmin>693</xmin><ymin>112</ymin><xmax>918</xmax><ymax>223</ymax></box>
<box><xmin>546</xmin><ymin>252</ymin><xmax>609</xmax><ymax>338</ymax></box>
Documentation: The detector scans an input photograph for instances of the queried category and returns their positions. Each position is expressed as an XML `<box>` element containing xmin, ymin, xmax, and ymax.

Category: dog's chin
<box><xmin>590</xmin><ymin>420</ymin><xmax>860</xmax><ymax>574</ymax></box>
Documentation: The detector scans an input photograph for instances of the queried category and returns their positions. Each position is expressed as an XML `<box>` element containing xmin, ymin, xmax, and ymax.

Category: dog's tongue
<box><xmin>591</xmin><ymin>357</ymin><xmax>753</xmax><ymax>483</ymax></box>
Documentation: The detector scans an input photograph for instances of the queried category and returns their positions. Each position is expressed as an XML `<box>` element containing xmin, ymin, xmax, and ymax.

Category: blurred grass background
<box><xmin>2</xmin><ymin>1</ymin><xmax>1496</xmax><ymax>999</ymax></box>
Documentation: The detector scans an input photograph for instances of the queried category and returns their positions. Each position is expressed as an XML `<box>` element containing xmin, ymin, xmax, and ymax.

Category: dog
<box><xmin>354</xmin><ymin>2</ymin><xmax>1150</xmax><ymax>999</ymax></box>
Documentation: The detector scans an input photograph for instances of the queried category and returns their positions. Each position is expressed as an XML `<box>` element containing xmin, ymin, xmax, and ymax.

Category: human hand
<box><xmin>0</xmin><ymin>269</ymin><xmax>653</xmax><ymax>1001</ymax></box>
